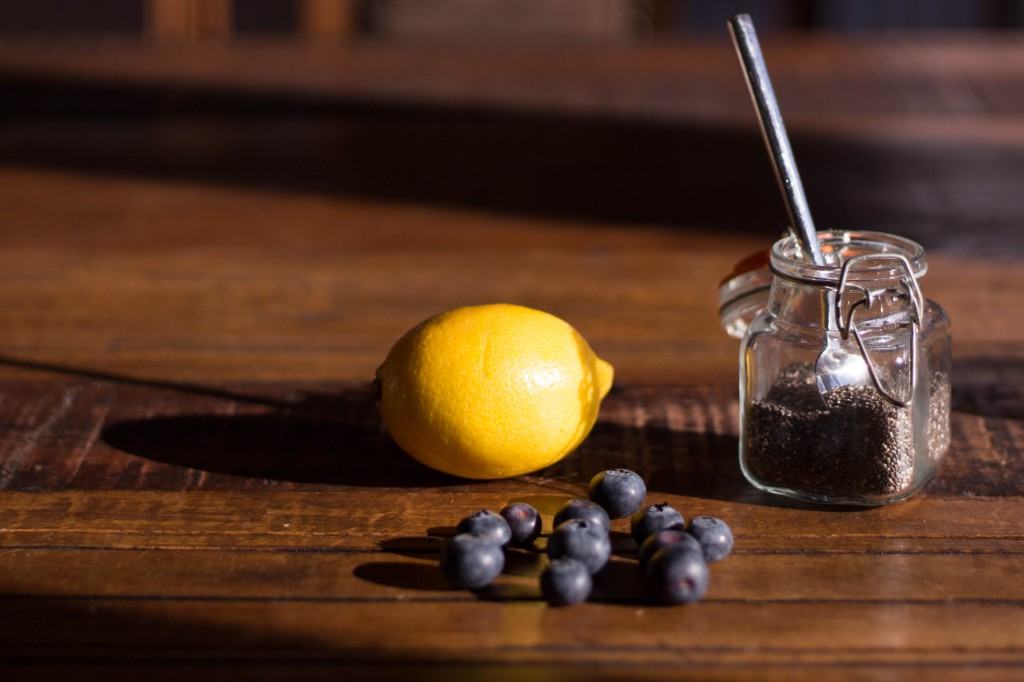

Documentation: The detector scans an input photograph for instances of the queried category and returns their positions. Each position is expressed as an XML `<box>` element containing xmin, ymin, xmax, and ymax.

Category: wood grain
<box><xmin>0</xmin><ymin>490</ymin><xmax>1022</xmax><ymax>678</ymax></box>
<box><xmin>0</xmin><ymin>35</ymin><xmax>1023</xmax><ymax>680</ymax></box>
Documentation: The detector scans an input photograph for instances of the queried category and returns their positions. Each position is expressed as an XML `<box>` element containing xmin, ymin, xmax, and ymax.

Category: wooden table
<box><xmin>0</xmin><ymin>33</ymin><xmax>1022</xmax><ymax>680</ymax></box>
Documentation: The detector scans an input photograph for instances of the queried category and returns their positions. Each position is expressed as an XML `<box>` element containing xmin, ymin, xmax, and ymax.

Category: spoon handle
<box><xmin>728</xmin><ymin>13</ymin><xmax>825</xmax><ymax>265</ymax></box>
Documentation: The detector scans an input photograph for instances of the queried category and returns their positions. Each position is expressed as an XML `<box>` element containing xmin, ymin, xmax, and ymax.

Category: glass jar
<box><xmin>721</xmin><ymin>230</ymin><xmax>951</xmax><ymax>505</ymax></box>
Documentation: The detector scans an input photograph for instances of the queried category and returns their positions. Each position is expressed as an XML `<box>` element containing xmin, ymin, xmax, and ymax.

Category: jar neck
<box><xmin>767</xmin><ymin>277</ymin><xmax>832</xmax><ymax>328</ymax></box>
<box><xmin>768</xmin><ymin>231</ymin><xmax>928</xmax><ymax>331</ymax></box>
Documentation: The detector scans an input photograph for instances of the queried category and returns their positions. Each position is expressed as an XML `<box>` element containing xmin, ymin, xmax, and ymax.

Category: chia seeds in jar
<box><xmin>720</xmin><ymin>231</ymin><xmax>952</xmax><ymax>505</ymax></box>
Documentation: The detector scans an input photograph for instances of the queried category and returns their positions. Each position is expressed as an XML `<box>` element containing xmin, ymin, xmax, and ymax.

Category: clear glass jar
<box><xmin>722</xmin><ymin>230</ymin><xmax>951</xmax><ymax>505</ymax></box>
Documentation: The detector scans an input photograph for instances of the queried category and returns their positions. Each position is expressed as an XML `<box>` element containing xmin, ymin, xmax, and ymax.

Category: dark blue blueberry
<box><xmin>547</xmin><ymin>518</ymin><xmax>611</xmax><ymax>575</ymax></box>
<box><xmin>687</xmin><ymin>516</ymin><xmax>734</xmax><ymax>564</ymax></box>
<box><xmin>540</xmin><ymin>557</ymin><xmax>592</xmax><ymax>606</ymax></box>
<box><xmin>439</xmin><ymin>533</ymin><xmax>504</xmax><ymax>590</ymax></box>
<box><xmin>630</xmin><ymin>502</ymin><xmax>685</xmax><ymax>546</ymax></box>
<box><xmin>638</xmin><ymin>529</ymin><xmax>702</xmax><ymax>567</ymax></box>
<box><xmin>588</xmin><ymin>468</ymin><xmax>647</xmax><ymax>519</ymax></box>
<box><xmin>553</xmin><ymin>498</ymin><xmax>610</xmax><ymax>533</ymax></box>
<box><xmin>499</xmin><ymin>502</ymin><xmax>542</xmax><ymax>546</ymax></box>
<box><xmin>456</xmin><ymin>509</ymin><xmax>512</xmax><ymax>547</ymax></box>
<box><xmin>645</xmin><ymin>544</ymin><xmax>709</xmax><ymax>605</ymax></box>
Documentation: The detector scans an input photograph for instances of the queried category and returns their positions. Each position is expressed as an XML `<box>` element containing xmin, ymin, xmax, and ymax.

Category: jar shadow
<box><xmin>951</xmin><ymin>356</ymin><xmax>1024</xmax><ymax>421</ymax></box>
<box><xmin>551</xmin><ymin>421</ymin><xmax>870</xmax><ymax>511</ymax></box>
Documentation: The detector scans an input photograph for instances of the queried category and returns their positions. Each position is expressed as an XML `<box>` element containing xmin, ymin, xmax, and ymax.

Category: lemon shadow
<box><xmin>101</xmin><ymin>389</ymin><xmax>461</xmax><ymax>488</ymax></box>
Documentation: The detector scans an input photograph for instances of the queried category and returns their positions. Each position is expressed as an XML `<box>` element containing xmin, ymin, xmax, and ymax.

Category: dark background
<box><xmin>1</xmin><ymin>0</ymin><xmax>1023</xmax><ymax>38</ymax></box>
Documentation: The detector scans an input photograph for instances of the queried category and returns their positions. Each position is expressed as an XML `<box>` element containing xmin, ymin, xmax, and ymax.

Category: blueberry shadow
<box><xmin>101</xmin><ymin>389</ymin><xmax>460</xmax><ymax>488</ymax></box>
<box><xmin>379</xmin><ymin>536</ymin><xmax>448</xmax><ymax>557</ymax></box>
<box><xmin>355</xmin><ymin>543</ymin><xmax>681</xmax><ymax>607</ymax></box>
<box><xmin>501</xmin><ymin>548</ymin><xmax>547</xmax><ymax>577</ymax></box>
<box><xmin>590</xmin><ymin>558</ymin><xmax>649</xmax><ymax>604</ymax></box>
<box><xmin>357</xmin><ymin>534</ymin><xmax>545</xmax><ymax>598</ymax></box>
<box><xmin>352</xmin><ymin>561</ymin><xmax>452</xmax><ymax>592</ymax></box>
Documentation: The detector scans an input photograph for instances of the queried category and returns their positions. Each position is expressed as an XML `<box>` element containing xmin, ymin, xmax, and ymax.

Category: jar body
<box><xmin>738</xmin><ymin>231</ymin><xmax>951</xmax><ymax>505</ymax></box>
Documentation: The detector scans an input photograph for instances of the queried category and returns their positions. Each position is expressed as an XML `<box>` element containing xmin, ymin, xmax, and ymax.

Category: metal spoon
<box><xmin>727</xmin><ymin>13</ymin><xmax>868</xmax><ymax>396</ymax></box>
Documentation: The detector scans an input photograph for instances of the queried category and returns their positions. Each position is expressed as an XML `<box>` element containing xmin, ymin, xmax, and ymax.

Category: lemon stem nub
<box><xmin>596</xmin><ymin>358</ymin><xmax>614</xmax><ymax>400</ymax></box>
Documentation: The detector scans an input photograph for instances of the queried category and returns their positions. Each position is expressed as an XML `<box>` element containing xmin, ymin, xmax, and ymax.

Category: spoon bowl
<box><xmin>815</xmin><ymin>331</ymin><xmax>870</xmax><ymax>395</ymax></box>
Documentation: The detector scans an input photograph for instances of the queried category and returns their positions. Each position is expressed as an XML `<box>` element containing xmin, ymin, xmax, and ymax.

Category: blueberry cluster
<box><xmin>437</xmin><ymin>468</ymin><xmax>734</xmax><ymax>607</ymax></box>
<box><xmin>440</xmin><ymin>505</ymin><xmax>541</xmax><ymax>589</ymax></box>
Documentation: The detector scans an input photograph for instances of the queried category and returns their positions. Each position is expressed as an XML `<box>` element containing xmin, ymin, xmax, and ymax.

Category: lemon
<box><xmin>374</xmin><ymin>304</ymin><xmax>614</xmax><ymax>479</ymax></box>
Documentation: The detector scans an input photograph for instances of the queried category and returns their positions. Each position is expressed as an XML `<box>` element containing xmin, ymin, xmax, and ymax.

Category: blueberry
<box><xmin>499</xmin><ymin>502</ymin><xmax>542</xmax><ymax>546</ymax></box>
<box><xmin>540</xmin><ymin>557</ymin><xmax>592</xmax><ymax>606</ymax></box>
<box><xmin>687</xmin><ymin>515</ymin><xmax>734</xmax><ymax>564</ymax></box>
<box><xmin>456</xmin><ymin>509</ymin><xmax>512</xmax><ymax>547</ymax></box>
<box><xmin>645</xmin><ymin>544</ymin><xmax>709</xmax><ymax>605</ymax></box>
<box><xmin>439</xmin><ymin>533</ymin><xmax>504</xmax><ymax>590</ymax></box>
<box><xmin>553</xmin><ymin>499</ymin><xmax>610</xmax><ymax>532</ymax></box>
<box><xmin>547</xmin><ymin>518</ymin><xmax>611</xmax><ymax>574</ymax></box>
<box><xmin>630</xmin><ymin>502</ymin><xmax>685</xmax><ymax>546</ymax></box>
<box><xmin>638</xmin><ymin>529</ymin><xmax>702</xmax><ymax>567</ymax></box>
<box><xmin>588</xmin><ymin>468</ymin><xmax>647</xmax><ymax>519</ymax></box>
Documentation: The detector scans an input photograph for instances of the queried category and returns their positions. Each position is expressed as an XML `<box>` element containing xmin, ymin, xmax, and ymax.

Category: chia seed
<box><xmin>926</xmin><ymin>370</ymin><xmax>951</xmax><ymax>463</ymax></box>
<box><xmin>745</xmin><ymin>363</ymin><xmax>950</xmax><ymax>498</ymax></box>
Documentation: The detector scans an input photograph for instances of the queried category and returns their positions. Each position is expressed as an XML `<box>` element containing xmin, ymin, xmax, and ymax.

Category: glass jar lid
<box><xmin>718</xmin><ymin>247</ymin><xmax>771</xmax><ymax>339</ymax></box>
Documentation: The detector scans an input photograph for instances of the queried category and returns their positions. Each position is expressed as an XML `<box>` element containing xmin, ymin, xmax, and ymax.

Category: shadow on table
<box><xmin>0</xmin><ymin>594</ymin><xmax>324</xmax><ymax>672</ymax></box>
<box><xmin>101</xmin><ymin>389</ymin><xmax>463</xmax><ymax>489</ymax></box>
<box><xmin>0</xmin><ymin>356</ymin><xmax>452</xmax><ymax>489</ymax></box>
<box><xmin>925</xmin><ymin>355</ymin><xmax>1024</xmax><ymax>497</ymax></box>
<box><xmin>0</xmin><ymin>594</ymin><xmax>514</xmax><ymax>679</ymax></box>
<box><xmin>100</xmin><ymin>394</ymin><xmax>772</xmax><ymax>500</ymax></box>
<box><xmin>5</xmin><ymin>71</ymin><xmax>1021</xmax><ymax>255</ymax></box>
<box><xmin>0</xmin><ymin>72</ymin><xmax>787</xmax><ymax>234</ymax></box>
<box><xmin>5</xmin><ymin>351</ymin><xmax>967</xmax><ymax>502</ymax></box>
<box><xmin>0</xmin><ymin>352</ymin><xmax>763</xmax><ymax>495</ymax></box>
<box><xmin>97</xmin><ymin>380</ymin><xmax>879</xmax><ymax>506</ymax></box>
<box><xmin>951</xmin><ymin>355</ymin><xmax>1024</xmax><ymax>421</ymax></box>
<box><xmin>101</xmin><ymin>399</ymin><xmax>750</xmax><ymax>495</ymax></box>
<box><xmin>82</xmin><ymin>366</ymin><xmax>1024</xmax><ymax>499</ymax></box>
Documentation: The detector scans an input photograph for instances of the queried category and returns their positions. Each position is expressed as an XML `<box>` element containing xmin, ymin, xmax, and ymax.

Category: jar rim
<box><xmin>719</xmin><ymin>230</ymin><xmax>928</xmax><ymax>339</ymax></box>
<box><xmin>770</xmin><ymin>230</ymin><xmax>927</xmax><ymax>284</ymax></box>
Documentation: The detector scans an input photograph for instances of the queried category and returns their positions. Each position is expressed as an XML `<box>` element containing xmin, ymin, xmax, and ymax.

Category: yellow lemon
<box><xmin>374</xmin><ymin>303</ymin><xmax>614</xmax><ymax>479</ymax></box>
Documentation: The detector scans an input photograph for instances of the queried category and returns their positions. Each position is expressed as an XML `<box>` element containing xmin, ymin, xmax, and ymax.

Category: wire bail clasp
<box><xmin>834</xmin><ymin>254</ymin><xmax>924</xmax><ymax>407</ymax></box>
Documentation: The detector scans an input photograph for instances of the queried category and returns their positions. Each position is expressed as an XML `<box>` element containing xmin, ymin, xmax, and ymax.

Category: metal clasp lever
<box><xmin>834</xmin><ymin>254</ymin><xmax>924</xmax><ymax>407</ymax></box>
